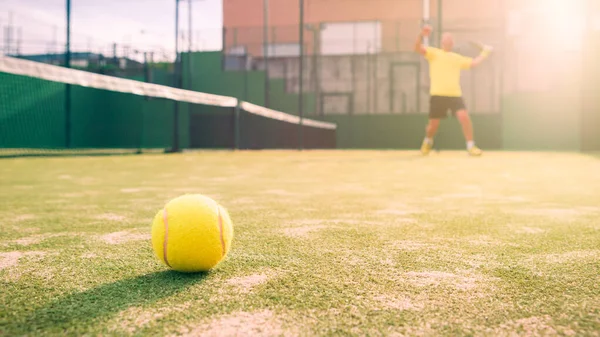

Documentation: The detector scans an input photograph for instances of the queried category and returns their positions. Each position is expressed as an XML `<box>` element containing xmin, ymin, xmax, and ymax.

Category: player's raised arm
<box><xmin>414</xmin><ymin>25</ymin><xmax>432</xmax><ymax>56</ymax></box>
<box><xmin>470</xmin><ymin>44</ymin><xmax>493</xmax><ymax>68</ymax></box>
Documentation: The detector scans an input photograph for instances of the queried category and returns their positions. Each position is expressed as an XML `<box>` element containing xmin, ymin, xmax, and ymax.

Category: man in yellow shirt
<box><xmin>415</xmin><ymin>25</ymin><xmax>492</xmax><ymax>156</ymax></box>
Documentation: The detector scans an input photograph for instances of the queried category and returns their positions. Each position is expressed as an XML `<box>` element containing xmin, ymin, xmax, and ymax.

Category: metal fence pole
<box><xmin>221</xmin><ymin>27</ymin><xmax>227</xmax><ymax>70</ymax></box>
<box><xmin>263</xmin><ymin>0</ymin><xmax>270</xmax><ymax>108</ymax></box>
<box><xmin>188</xmin><ymin>0</ymin><xmax>193</xmax><ymax>90</ymax></box>
<box><xmin>396</xmin><ymin>21</ymin><xmax>400</xmax><ymax>51</ymax></box>
<box><xmin>187</xmin><ymin>0</ymin><xmax>194</xmax><ymax>153</ymax></box>
<box><xmin>234</xmin><ymin>100</ymin><xmax>241</xmax><ymax>150</ymax></box>
<box><xmin>243</xmin><ymin>54</ymin><xmax>249</xmax><ymax>101</ymax></box>
<box><xmin>471</xmin><ymin>70</ymin><xmax>476</xmax><ymax>112</ymax></box>
<box><xmin>373</xmin><ymin>23</ymin><xmax>379</xmax><ymax>113</ymax></box>
<box><xmin>171</xmin><ymin>0</ymin><xmax>181</xmax><ymax>153</ymax></box>
<box><xmin>366</xmin><ymin>45</ymin><xmax>371</xmax><ymax>114</ymax></box>
<box><xmin>313</xmin><ymin>24</ymin><xmax>322</xmax><ymax>116</ymax></box>
<box><xmin>272</xmin><ymin>26</ymin><xmax>277</xmax><ymax>49</ymax></box>
<box><xmin>437</xmin><ymin>0</ymin><xmax>442</xmax><ymax>47</ymax></box>
<box><xmin>423</xmin><ymin>0</ymin><xmax>430</xmax><ymax>46</ymax></box>
<box><xmin>138</xmin><ymin>52</ymin><xmax>150</xmax><ymax>154</ymax></box>
<box><xmin>416</xmin><ymin>62</ymin><xmax>421</xmax><ymax>113</ymax></box>
<box><xmin>298</xmin><ymin>0</ymin><xmax>305</xmax><ymax>150</ymax></box>
<box><xmin>350</xmin><ymin>56</ymin><xmax>355</xmax><ymax>147</ymax></box>
<box><xmin>65</xmin><ymin>0</ymin><xmax>72</xmax><ymax>148</ymax></box>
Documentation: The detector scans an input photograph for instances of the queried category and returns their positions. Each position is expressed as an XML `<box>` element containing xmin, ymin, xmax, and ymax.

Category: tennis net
<box><xmin>0</xmin><ymin>56</ymin><xmax>336</xmax><ymax>157</ymax></box>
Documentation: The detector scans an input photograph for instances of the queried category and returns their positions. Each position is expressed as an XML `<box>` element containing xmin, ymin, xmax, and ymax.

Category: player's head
<box><xmin>441</xmin><ymin>32</ymin><xmax>454</xmax><ymax>51</ymax></box>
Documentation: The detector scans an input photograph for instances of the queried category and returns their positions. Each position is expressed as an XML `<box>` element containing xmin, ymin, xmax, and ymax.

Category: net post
<box><xmin>234</xmin><ymin>100</ymin><xmax>241</xmax><ymax>150</ymax></box>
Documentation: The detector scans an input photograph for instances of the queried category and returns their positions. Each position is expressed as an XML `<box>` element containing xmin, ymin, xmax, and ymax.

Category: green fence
<box><xmin>182</xmin><ymin>52</ymin><xmax>315</xmax><ymax>115</ymax></box>
<box><xmin>581</xmin><ymin>30</ymin><xmax>600</xmax><ymax>151</ymax></box>
<box><xmin>0</xmin><ymin>71</ymin><xmax>176</xmax><ymax>151</ymax></box>
<box><xmin>321</xmin><ymin>114</ymin><xmax>502</xmax><ymax>150</ymax></box>
<box><xmin>502</xmin><ymin>93</ymin><xmax>582</xmax><ymax>151</ymax></box>
<box><xmin>213</xmin><ymin>18</ymin><xmax>600</xmax><ymax>151</ymax></box>
<box><xmin>3</xmin><ymin>45</ymin><xmax>600</xmax><ymax>153</ymax></box>
<box><xmin>3</xmin><ymin>27</ymin><xmax>600</xmax><ymax>153</ymax></box>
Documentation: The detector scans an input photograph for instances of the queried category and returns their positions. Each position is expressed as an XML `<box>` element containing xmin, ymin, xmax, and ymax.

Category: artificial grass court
<box><xmin>1</xmin><ymin>151</ymin><xmax>599</xmax><ymax>336</ymax></box>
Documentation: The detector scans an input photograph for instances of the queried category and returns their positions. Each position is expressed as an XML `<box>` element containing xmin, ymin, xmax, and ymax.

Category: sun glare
<box><xmin>534</xmin><ymin>0</ymin><xmax>586</xmax><ymax>50</ymax></box>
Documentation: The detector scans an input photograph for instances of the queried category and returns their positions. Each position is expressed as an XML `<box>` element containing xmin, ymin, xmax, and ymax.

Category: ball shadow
<box><xmin>15</xmin><ymin>270</ymin><xmax>207</xmax><ymax>334</ymax></box>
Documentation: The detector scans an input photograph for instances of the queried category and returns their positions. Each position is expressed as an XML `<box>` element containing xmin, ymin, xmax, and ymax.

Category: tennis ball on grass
<box><xmin>151</xmin><ymin>194</ymin><xmax>233</xmax><ymax>272</ymax></box>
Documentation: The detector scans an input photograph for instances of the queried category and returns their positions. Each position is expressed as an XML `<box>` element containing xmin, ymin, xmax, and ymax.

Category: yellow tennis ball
<box><xmin>151</xmin><ymin>194</ymin><xmax>233</xmax><ymax>272</ymax></box>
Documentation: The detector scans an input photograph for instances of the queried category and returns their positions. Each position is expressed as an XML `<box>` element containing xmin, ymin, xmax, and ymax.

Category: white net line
<box><xmin>0</xmin><ymin>56</ymin><xmax>336</xmax><ymax>130</ymax></box>
<box><xmin>241</xmin><ymin>102</ymin><xmax>337</xmax><ymax>130</ymax></box>
<box><xmin>0</xmin><ymin>56</ymin><xmax>237</xmax><ymax>107</ymax></box>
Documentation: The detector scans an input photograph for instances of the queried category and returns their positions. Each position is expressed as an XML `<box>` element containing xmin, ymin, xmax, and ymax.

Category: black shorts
<box><xmin>429</xmin><ymin>96</ymin><xmax>466</xmax><ymax>119</ymax></box>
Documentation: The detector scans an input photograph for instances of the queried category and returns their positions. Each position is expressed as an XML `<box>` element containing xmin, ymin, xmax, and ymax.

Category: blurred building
<box><xmin>223</xmin><ymin>0</ymin><xmax>504</xmax><ymax>57</ymax></box>
<box><xmin>221</xmin><ymin>0</ymin><xmax>510</xmax><ymax>115</ymax></box>
<box><xmin>219</xmin><ymin>0</ymin><xmax>594</xmax><ymax>116</ymax></box>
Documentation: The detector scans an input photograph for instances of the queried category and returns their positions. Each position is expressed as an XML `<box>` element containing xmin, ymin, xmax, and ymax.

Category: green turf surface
<box><xmin>1</xmin><ymin>151</ymin><xmax>599</xmax><ymax>336</ymax></box>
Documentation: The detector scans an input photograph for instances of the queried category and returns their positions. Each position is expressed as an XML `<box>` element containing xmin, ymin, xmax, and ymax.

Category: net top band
<box><xmin>0</xmin><ymin>56</ymin><xmax>337</xmax><ymax>130</ymax></box>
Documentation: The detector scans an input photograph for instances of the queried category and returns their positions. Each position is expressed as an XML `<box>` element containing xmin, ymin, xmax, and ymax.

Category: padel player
<box><xmin>415</xmin><ymin>25</ymin><xmax>492</xmax><ymax>156</ymax></box>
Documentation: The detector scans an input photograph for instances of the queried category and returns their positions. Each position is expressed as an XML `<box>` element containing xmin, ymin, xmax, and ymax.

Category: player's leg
<box><xmin>456</xmin><ymin>109</ymin><xmax>473</xmax><ymax>142</ymax></box>
<box><xmin>421</xmin><ymin>96</ymin><xmax>445</xmax><ymax>155</ymax></box>
<box><xmin>426</xmin><ymin>118</ymin><xmax>441</xmax><ymax>139</ymax></box>
<box><xmin>421</xmin><ymin>118</ymin><xmax>440</xmax><ymax>154</ymax></box>
<box><xmin>455</xmin><ymin>108</ymin><xmax>482</xmax><ymax>156</ymax></box>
